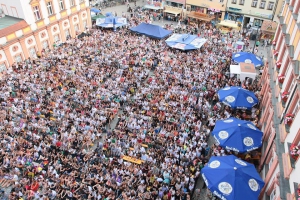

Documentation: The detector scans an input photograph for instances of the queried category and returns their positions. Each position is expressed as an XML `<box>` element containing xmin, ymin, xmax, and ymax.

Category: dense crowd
<box><xmin>0</xmin><ymin>6</ymin><xmax>263</xmax><ymax>200</ymax></box>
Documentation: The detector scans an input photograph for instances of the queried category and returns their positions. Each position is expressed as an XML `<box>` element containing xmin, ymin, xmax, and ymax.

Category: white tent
<box><xmin>230</xmin><ymin>63</ymin><xmax>257</xmax><ymax>82</ymax></box>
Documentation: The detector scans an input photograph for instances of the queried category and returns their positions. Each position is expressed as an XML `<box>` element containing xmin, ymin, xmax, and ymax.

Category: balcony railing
<box><xmin>289</xmin><ymin>45</ymin><xmax>294</xmax><ymax>58</ymax></box>
<box><xmin>285</xmin><ymin>34</ymin><xmax>290</xmax><ymax>45</ymax></box>
<box><xmin>288</xmin><ymin>143</ymin><xmax>296</xmax><ymax>168</ymax></box>
<box><xmin>293</xmin><ymin>60</ymin><xmax>299</xmax><ymax>75</ymax></box>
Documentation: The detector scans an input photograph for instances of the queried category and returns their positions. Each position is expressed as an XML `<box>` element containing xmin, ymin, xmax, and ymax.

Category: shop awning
<box><xmin>217</xmin><ymin>20</ymin><xmax>239</xmax><ymax>29</ymax></box>
<box><xmin>143</xmin><ymin>4</ymin><xmax>163</xmax><ymax>10</ymax></box>
<box><xmin>167</xmin><ymin>0</ymin><xmax>185</xmax><ymax>4</ymax></box>
<box><xmin>187</xmin><ymin>11</ymin><xmax>215</xmax><ymax>22</ymax></box>
<box><xmin>164</xmin><ymin>6</ymin><xmax>182</xmax><ymax>15</ymax></box>
<box><xmin>164</xmin><ymin>9</ymin><xmax>181</xmax><ymax>15</ymax></box>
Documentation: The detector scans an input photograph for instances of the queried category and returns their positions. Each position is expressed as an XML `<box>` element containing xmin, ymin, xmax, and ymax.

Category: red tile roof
<box><xmin>0</xmin><ymin>20</ymin><xmax>29</xmax><ymax>38</ymax></box>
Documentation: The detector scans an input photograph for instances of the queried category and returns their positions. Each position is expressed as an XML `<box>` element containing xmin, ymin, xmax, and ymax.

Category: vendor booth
<box><xmin>144</xmin><ymin>1</ymin><xmax>164</xmax><ymax>10</ymax></box>
<box><xmin>230</xmin><ymin>63</ymin><xmax>257</xmax><ymax>82</ymax></box>
<box><xmin>164</xmin><ymin>5</ymin><xmax>182</xmax><ymax>21</ymax></box>
<box><xmin>217</xmin><ymin>20</ymin><xmax>240</xmax><ymax>33</ymax></box>
<box><xmin>188</xmin><ymin>11</ymin><xmax>215</xmax><ymax>22</ymax></box>
<box><xmin>260</xmin><ymin>20</ymin><xmax>277</xmax><ymax>41</ymax></box>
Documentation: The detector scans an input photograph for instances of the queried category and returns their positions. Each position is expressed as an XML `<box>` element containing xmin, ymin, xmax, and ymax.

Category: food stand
<box><xmin>217</xmin><ymin>20</ymin><xmax>240</xmax><ymax>34</ymax></box>
<box><xmin>230</xmin><ymin>63</ymin><xmax>257</xmax><ymax>82</ymax></box>
<box><xmin>163</xmin><ymin>5</ymin><xmax>182</xmax><ymax>21</ymax></box>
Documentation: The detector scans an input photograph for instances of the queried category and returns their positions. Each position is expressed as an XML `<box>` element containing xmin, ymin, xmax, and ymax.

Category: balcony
<box><xmin>282</xmin><ymin>152</ymin><xmax>293</xmax><ymax>178</ymax></box>
<box><xmin>288</xmin><ymin>45</ymin><xmax>294</xmax><ymax>58</ymax></box>
<box><xmin>279</xmin><ymin>16</ymin><xmax>284</xmax><ymax>24</ymax></box>
<box><xmin>285</xmin><ymin>34</ymin><xmax>290</xmax><ymax>45</ymax></box>
<box><xmin>292</xmin><ymin>13</ymin><xmax>298</xmax><ymax>20</ymax></box>
<box><xmin>293</xmin><ymin>182</ymin><xmax>300</xmax><ymax>200</ymax></box>
<box><xmin>293</xmin><ymin>60</ymin><xmax>299</xmax><ymax>75</ymax></box>
<box><xmin>282</xmin><ymin>24</ymin><xmax>287</xmax><ymax>34</ymax></box>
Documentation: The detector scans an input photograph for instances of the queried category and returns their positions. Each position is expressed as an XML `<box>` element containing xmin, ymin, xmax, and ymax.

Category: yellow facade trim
<box><xmin>7</xmin><ymin>33</ymin><xmax>16</xmax><ymax>40</ymax></box>
<box><xmin>294</xmin><ymin>31</ymin><xmax>300</xmax><ymax>52</ymax></box>
<box><xmin>37</xmin><ymin>21</ymin><xmax>44</xmax><ymax>27</ymax></box>
<box><xmin>23</xmin><ymin>27</ymin><xmax>31</xmax><ymax>34</ymax></box>
<box><xmin>282</xmin><ymin>5</ymin><xmax>288</xmax><ymax>17</ymax></box>
<box><xmin>80</xmin><ymin>3</ymin><xmax>85</xmax><ymax>8</ymax></box>
<box><xmin>61</xmin><ymin>11</ymin><xmax>67</xmax><ymax>17</ymax></box>
<box><xmin>288</xmin><ymin>20</ymin><xmax>295</xmax><ymax>36</ymax></box>
<box><xmin>49</xmin><ymin>15</ymin><xmax>56</xmax><ymax>22</ymax></box>
<box><xmin>285</xmin><ymin>11</ymin><xmax>291</xmax><ymax>25</ymax></box>
<box><xmin>71</xmin><ymin>7</ymin><xmax>77</xmax><ymax>13</ymax></box>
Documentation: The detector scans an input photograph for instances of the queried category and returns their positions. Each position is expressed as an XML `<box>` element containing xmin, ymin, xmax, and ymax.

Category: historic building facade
<box><xmin>0</xmin><ymin>0</ymin><xmax>91</xmax><ymax>71</ymax></box>
<box><xmin>258</xmin><ymin>0</ymin><xmax>300</xmax><ymax>199</ymax></box>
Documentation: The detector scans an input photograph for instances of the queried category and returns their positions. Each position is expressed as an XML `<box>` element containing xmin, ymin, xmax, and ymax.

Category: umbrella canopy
<box><xmin>96</xmin><ymin>17</ymin><xmax>127</xmax><ymax>28</ymax></box>
<box><xmin>91</xmin><ymin>14</ymin><xmax>105</xmax><ymax>21</ymax></box>
<box><xmin>201</xmin><ymin>155</ymin><xmax>265</xmax><ymax>200</ymax></box>
<box><xmin>232</xmin><ymin>52</ymin><xmax>264</xmax><ymax>67</ymax></box>
<box><xmin>91</xmin><ymin>7</ymin><xmax>101</xmax><ymax>14</ymax></box>
<box><xmin>130</xmin><ymin>23</ymin><xmax>172</xmax><ymax>39</ymax></box>
<box><xmin>212</xmin><ymin>117</ymin><xmax>263</xmax><ymax>153</ymax></box>
<box><xmin>217</xmin><ymin>86</ymin><xmax>258</xmax><ymax>109</ymax></box>
<box><xmin>165</xmin><ymin>34</ymin><xmax>207</xmax><ymax>50</ymax></box>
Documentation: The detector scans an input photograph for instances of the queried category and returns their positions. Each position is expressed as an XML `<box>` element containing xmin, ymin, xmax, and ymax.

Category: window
<box><xmin>74</xmin><ymin>24</ymin><xmax>79</xmax><ymax>32</ymax></box>
<box><xmin>232</xmin><ymin>0</ymin><xmax>237</xmax><ymax>3</ymax></box>
<box><xmin>54</xmin><ymin>34</ymin><xmax>60</xmax><ymax>42</ymax></box>
<box><xmin>65</xmin><ymin>29</ymin><xmax>70</xmax><ymax>37</ymax></box>
<box><xmin>59</xmin><ymin>0</ymin><xmax>65</xmax><ymax>10</ymax></box>
<box><xmin>268</xmin><ymin>157</ymin><xmax>274</xmax><ymax>169</ymax></box>
<box><xmin>252</xmin><ymin>0</ymin><xmax>258</xmax><ymax>7</ymax></box>
<box><xmin>270</xmin><ymin>189</ymin><xmax>276</xmax><ymax>200</ymax></box>
<box><xmin>29</xmin><ymin>47</ymin><xmax>37</xmax><ymax>58</ymax></box>
<box><xmin>79</xmin><ymin>0</ymin><xmax>84</xmax><ymax>3</ymax></box>
<box><xmin>260</xmin><ymin>1</ymin><xmax>266</xmax><ymax>9</ymax></box>
<box><xmin>0</xmin><ymin>63</ymin><xmax>7</xmax><ymax>73</ymax></box>
<box><xmin>47</xmin><ymin>2</ymin><xmax>54</xmax><ymax>15</ymax></box>
<box><xmin>239</xmin><ymin>0</ymin><xmax>245</xmax><ymax>5</ymax></box>
<box><xmin>70</xmin><ymin>0</ymin><xmax>75</xmax><ymax>6</ymax></box>
<box><xmin>292</xmin><ymin>100</ymin><xmax>300</xmax><ymax>115</ymax></box>
<box><xmin>83</xmin><ymin>20</ymin><xmax>87</xmax><ymax>29</ymax></box>
<box><xmin>14</xmin><ymin>54</ymin><xmax>22</xmax><ymax>63</ymax></box>
<box><xmin>33</xmin><ymin>6</ymin><xmax>42</xmax><ymax>20</ymax></box>
<box><xmin>42</xmin><ymin>40</ymin><xmax>49</xmax><ymax>49</ymax></box>
<box><xmin>219</xmin><ymin>0</ymin><xmax>224</xmax><ymax>2</ymax></box>
<box><xmin>268</xmin><ymin>1</ymin><xmax>274</xmax><ymax>10</ymax></box>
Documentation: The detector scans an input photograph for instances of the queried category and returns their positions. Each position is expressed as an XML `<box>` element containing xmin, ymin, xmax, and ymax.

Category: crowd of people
<box><xmin>0</xmin><ymin>5</ymin><xmax>263</xmax><ymax>200</ymax></box>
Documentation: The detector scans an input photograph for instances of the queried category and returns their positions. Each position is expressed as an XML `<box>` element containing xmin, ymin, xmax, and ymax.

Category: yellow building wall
<box><xmin>186</xmin><ymin>0</ymin><xmax>227</xmax><ymax>11</ymax></box>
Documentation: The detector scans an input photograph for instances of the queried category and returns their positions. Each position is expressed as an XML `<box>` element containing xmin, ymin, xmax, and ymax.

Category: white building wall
<box><xmin>0</xmin><ymin>0</ymin><xmax>25</xmax><ymax>18</ymax></box>
<box><xmin>285</xmin><ymin>112</ymin><xmax>300</xmax><ymax>144</ymax></box>
<box><xmin>19</xmin><ymin>0</ymin><xmax>36</xmax><ymax>26</ymax></box>
<box><xmin>0</xmin><ymin>50</ymin><xmax>8</xmax><ymax>62</ymax></box>
<box><xmin>226</xmin><ymin>0</ymin><xmax>274</xmax><ymax>20</ymax></box>
<box><xmin>0</xmin><ymin>37</ymin><xmax>7</xmax><ymax>45</ymax></box>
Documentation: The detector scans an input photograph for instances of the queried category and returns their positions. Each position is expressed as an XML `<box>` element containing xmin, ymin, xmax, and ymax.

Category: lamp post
<box><xmin>252</xmin><ymin>28</ymin><xmax>260</xmax><ymax>53</ymax></box>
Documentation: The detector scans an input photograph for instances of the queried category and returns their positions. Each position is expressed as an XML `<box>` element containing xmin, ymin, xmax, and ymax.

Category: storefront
<box><xmin>165</xmin><ymin>0</ymin><xmax>185</xmax><ymax>8</ymax></box>
<box><xmin>164</xmin><ymin>5</ymin><xmax>182</xmax><ymax>21</ymax></box>
<box><xmin>243</xmin><ymin>13</ymin><xmax>273</xmax><ymax>28</ymax></box>
<box><xmin>185</xmin><ymin>0</ymin><xmax>226</xmax><ymax>20</ymax></box>
<box><xmin>260</xmin><ymin>20</ymin><xmax>277</xmax><ymax>40</ymax></box>
<box><xmin>188</xmin><ymin>11</ymin><xmax>215</xmax><ymax>23</ymax></box>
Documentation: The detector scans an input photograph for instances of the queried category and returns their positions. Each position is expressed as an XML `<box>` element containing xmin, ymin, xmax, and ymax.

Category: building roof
<box><xmin>0</xmin><ymin>15</ymin><xmax>24</xmax><ymax>30</ymax></box>
<box><xmin>240</xmin><ymin>63</ymin><xmax>256</xmax><ymax>74</ymax></box>
<box><xmin>0</xmin><ymin>15</ymin><xmax>28</xmax><ymax>38</ymax></box>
